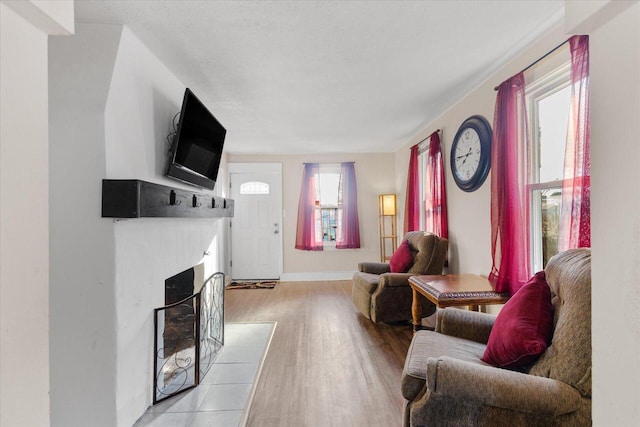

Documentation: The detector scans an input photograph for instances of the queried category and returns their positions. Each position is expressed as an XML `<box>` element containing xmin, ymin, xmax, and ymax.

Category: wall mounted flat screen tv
<box><xmin>166</xmin><ymin>88</ymin><xmax>226</xmax><ymax>191</ymax></box>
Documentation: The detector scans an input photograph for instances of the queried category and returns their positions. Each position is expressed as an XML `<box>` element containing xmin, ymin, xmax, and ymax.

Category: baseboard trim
<box><xmin>280</xmin><ymin>271</ymin><xmax>355</xmax><ymax>282</ymax></box>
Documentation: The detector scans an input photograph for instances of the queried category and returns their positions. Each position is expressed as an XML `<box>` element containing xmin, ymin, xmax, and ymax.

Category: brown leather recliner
<box><xmin>351</xmin><ymin>231</ymin><xmax>448</xmax><ymax>324</ymax></box>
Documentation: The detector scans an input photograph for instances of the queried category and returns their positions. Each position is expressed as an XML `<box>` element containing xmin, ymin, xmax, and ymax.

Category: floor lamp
<box><xmin>379</xmin><ymin>194</ymin><xmax>397</xmax><ymax>262</ymax></box>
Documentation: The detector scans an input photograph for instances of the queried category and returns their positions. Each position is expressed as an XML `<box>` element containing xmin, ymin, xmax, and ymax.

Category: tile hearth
<box><xmin>134</xmin><ymin>322</ymin><xmax>275</xmax><ymax>427</ymax></box>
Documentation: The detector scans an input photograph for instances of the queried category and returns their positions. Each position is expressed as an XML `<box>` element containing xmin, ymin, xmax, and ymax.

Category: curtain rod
<box><xmin>411</xmin><ymin>129</ymin><xmax>441</xmax><ymax>149</ymax></box>
<box><xmin>493</xmin><ymin>38</ymin><xmax>569</xmax><ymax>91</ymax></box>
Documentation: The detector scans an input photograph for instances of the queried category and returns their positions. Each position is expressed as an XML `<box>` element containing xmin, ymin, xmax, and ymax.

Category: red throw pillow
<box><xmin>389</xmin><ymin>240</ymin><xmax>413</xmax><ymax>273</ymax></box>
<box><xmin>481</xmin><ymin>271</ymin><xmax>554</xmax><ymax>369</ymax></box>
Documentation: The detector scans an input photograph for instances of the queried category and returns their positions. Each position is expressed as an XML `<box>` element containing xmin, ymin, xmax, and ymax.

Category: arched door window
<box><xmin>240</xmin><ymin>181</ymin><xmax>270</xmax><ymax>195</ymax></box>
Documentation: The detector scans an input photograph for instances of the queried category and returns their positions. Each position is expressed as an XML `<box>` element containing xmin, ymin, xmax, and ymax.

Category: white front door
<box><xmin>229</xmin><ymin>163</ymin><xmax>282</xmax><ymax>280</ymax></box>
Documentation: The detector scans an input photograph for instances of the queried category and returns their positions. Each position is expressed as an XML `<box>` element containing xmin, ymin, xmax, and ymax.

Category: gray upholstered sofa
<box><xmin>402</xmin><ymin>248</ymin><xmax>592</xmax><ymax>426</ymax></box>
<box><xmin>352</xmin><ymin>231</ymin><xmax>448</xmax><ymax>324</ymax></box>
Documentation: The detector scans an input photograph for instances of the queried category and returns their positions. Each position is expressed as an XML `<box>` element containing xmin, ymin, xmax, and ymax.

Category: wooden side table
<box><xmin>409</xmin><ymin>274</ymin><xmax>509</xmax><ymax>332</ymax></box>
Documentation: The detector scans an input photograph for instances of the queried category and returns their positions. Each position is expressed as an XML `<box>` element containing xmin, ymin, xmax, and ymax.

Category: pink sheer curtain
<box><xmin>424</xmin><ymin>131</ymin><xmax>448</xmax><ymax>239</ymax></box>
<box><xmin>295</xmin><ymin>163</ymin><xmax>323</xmax><ymax>251</ymax></box>
<box><xmin>559</xmin><ymin>35</ymin><xmax>591</xmax><ymax>250</ymax></box>
<box><xmin>489</xmin><ymin>72</ymin><xmax>531</xmax><ymax>295</ymax></box>
<box><xmin>336</xmin><ymin>162</ymin><xmax>361</xmax><ymax>249</ymax></box>
<box><xmin>403</xmin><ymin>144</ymin><xmax>420</xmax><ymax>234</ymax></box>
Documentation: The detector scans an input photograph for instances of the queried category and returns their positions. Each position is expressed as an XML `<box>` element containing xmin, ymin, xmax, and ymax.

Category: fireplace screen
<box><xmin>153</xmin><ymin>272</ymin><xmax>224</xmax><ymax>403</ymax></box>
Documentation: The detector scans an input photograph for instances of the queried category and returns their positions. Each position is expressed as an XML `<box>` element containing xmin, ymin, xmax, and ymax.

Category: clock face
<box><xmin>453</xmin><ymin>128</ymin><xmax>481</xmax><ymax>182</ymax></box>
<box><xmin>450</xmin><ymin>115</ymin><xmax>492</xmax><ymax>192</ymax></box>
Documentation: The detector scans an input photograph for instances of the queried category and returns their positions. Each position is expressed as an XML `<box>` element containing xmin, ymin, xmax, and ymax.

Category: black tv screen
<box><xmin>166</xmin><ymin>88</ymin><xmax>226</xmax><ymax>191</ymax></box>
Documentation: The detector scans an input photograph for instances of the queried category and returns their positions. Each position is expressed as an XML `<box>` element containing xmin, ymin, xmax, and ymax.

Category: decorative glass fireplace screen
<box><xmin>153</xmin><ymin>272</ymin><xmax>224</xmax><ymax>404</ymax></box>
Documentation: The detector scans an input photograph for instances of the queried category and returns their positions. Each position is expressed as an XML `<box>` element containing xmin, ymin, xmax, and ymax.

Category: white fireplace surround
<box><xmin>49</xmin><ymin>25</ymin><xmax>230</xmax><ymax>426</ymax></box>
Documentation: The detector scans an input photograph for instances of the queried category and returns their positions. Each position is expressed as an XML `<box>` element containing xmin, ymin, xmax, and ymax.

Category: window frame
<box><xmin>526</xmin><ymin>62</ymin><xmax>571</xmax><ymax>272</ymax></box>
<box><xmin>417</xmin><ymin>139</ymin><xmax>430</xmax><ymax>230</ymax></box>
<box><xmin>316</xmin><ymin>163</ymin><xmax>342</xmax><ymax>249</ymax></box>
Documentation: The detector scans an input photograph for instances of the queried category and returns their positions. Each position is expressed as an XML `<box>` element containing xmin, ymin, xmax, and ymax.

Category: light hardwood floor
<box><xmin>225</xmin><ymin>280</ymin><xmax>413</xmax><ymax>427</ymax></box>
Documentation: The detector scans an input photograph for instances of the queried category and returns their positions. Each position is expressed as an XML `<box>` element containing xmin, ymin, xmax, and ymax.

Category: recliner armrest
<box><xmin>426</xmin><ymin>356</ymin><xmax>582</xmax><ymax>416</ymax></box>
<box><xmin>379</xmin><ymin>272</ymin><xmax>414</xmax><ymax>288</ymax></box>
<box><xmin>358</xmin><ymin>262</ymin><xmax>391</xmax><ymax>275</ymax></box>
<box><xmin>437</xmin><ymin>307</ymin><xmax>496</xmax><ymax>344</ymax></box>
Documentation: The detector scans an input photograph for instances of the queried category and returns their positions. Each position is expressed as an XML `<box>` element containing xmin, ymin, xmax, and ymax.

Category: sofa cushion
<box><xmin>481</xmin><ymin>271</ymin><xmax>554</xmax><ymax>369</ymax></box>
<box><xmin>402</xmin><ymin>329</ymin><xmax>488</xmax><ymax>401</ymax></box>
<box><xmin>389</xmin><ymin>239</ymin><xmax>413</xmax><ymax>273</ymax></box>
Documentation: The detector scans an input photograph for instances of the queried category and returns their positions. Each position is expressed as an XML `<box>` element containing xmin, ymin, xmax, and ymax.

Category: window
<box><xmin>417</xmin><ymin>144</ymin><xmax>429</xmax><ymax>228</ymax></box>
<box><xmin>295</xmin><ymin>162</ymin><xmax>360</xmax><ymax>251</ymax></box>
<box><xmin>315</xmin><ymin>164</ymin><xmax>341</xmax><ymax>246</ymax></box>
<box><xmin>490</xmin><ymin>35</ymin><xmax>589</xmax><ymax>295</ymax></box>
<box><xmin>414</xmin><ymin>131</ymin><xmax>448</xmax><ymax>239</ymax></box>
<box><xmin>527</xmin><ymin>64</ymin><xmax>571</xmax><ymax>271</ymax></box>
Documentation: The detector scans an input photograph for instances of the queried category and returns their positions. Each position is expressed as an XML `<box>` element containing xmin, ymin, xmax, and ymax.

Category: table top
<box><xmin>409</xmin><ymin>274</ymin><xmax>509</xmax><ymax>307</ymax></box>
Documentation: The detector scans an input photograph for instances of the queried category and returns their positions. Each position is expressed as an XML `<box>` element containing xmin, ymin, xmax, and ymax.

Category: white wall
<box><xmin>589</xmin><ymin>2</ymin><xmax>640</xmax><ymax>424</ymax></box>
<box><xmin>0</xmin><ymin>5</ymin><xmax>50</xmax><ymax>425</ymax></box>
<box><xmin>227</xmin><ymin>152</ymin><xmax>395</xmax><ymax>280</ymax></box>
<box><xmin>49</xmin><ymin>22</ymin><xmax>122</xmax><ymax>427</ymax></box>
<box><xmin>49</xmin><ymin>24</ymin><xmax>229</xmax><ymax>427</ymax></box>
<box><xmin>0</xmin><ymin>2</ymin><xmax>72</xmax><ymax>426</ymax></box>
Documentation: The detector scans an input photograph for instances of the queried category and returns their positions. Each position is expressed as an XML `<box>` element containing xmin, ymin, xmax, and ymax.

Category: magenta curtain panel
<box><xmin>489</xmin><ymin>72</ymin><xmax>531</xmax><ymax>295</ymax></box>
<box><xmin>404</xmin><ymin>144</ymin><xmax>420</xmax><ymax>234</ymax></box>
<box><xmin>424</xmin><ymin>131</ymin><xmax>449</xmax><ymax>239</ymax></box>
<box><xmin>336</xmin><ymin>162</ymin><xmax>361</xmax><ymax>249</ymax></box>
<box><xmin>295</xmin><ymin>163</ymin><xmax>323</xmax><ymax>251</ymax></box>
<box><xmin>559</xmin><ymin>35</ymin><xmax>591</xmax><ymax>251</ymax></box>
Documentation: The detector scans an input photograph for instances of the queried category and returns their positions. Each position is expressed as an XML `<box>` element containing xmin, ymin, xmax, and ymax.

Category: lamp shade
<box><xmin>379</xmin><ymin>194</ymin><xmax>397</xmax><ymax>216</ymax></box>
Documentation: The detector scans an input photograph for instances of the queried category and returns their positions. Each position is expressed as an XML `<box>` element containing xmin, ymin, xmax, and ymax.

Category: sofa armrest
<box><xmin>436</xmin><ymin>308</ymin><xmax>496</xmax><ymax>344</ymax></box>
<box><xmin>358</xmin><ymin>262</ymin><xmax>390</xmax><ymax>275</ymax></box>
<box><xmin>426</xmin><ymin>356</ymin><xmax>582</xmax><ymax>416</ymax></box>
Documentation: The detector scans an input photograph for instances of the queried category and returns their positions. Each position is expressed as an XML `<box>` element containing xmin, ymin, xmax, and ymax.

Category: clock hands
<box><xmin>456</xmin><ymin>147</ymin><xmax>472</xmax><ymax>164</ymax></box>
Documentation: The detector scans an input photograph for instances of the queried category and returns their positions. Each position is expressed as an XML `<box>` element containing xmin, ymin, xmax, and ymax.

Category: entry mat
<box><xmin>226</xmin><ymin>281</ymin><xmax>278</xmax><ymax>290</ymax></box>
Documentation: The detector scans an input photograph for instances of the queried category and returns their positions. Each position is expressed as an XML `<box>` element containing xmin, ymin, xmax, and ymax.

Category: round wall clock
<box><xmin>450</xmin><ymin>115</ymin><xmax>492</xmax><ymax>192</ymax></box>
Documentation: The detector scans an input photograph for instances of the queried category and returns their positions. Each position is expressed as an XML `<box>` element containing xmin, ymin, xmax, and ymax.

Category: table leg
<box><xmin>411</xmin><ymin>288</ymin><xmax>422</xmax><ymax>333</ymax></box>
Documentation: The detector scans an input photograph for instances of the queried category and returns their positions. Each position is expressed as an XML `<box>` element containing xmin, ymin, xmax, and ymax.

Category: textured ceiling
<box><xmin>75</xmin><ymin>0</ymin><xmax>564</xmax><ymax>154</ymax></box>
